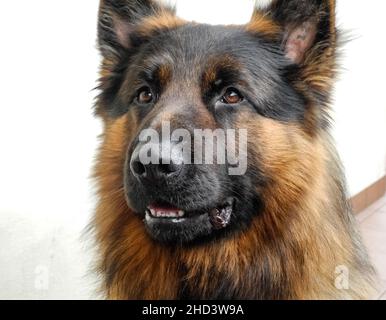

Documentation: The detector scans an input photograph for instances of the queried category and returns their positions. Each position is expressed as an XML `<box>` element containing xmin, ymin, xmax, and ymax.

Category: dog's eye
<box><xmin>221</xmin><ymin>88</ymin><xmax>243</xmax><ymax>104</ymax></box>
<box><xmin>136</xmin><ymin>87</ymin><xmax>153</xmax><ymax>105</ymax></box>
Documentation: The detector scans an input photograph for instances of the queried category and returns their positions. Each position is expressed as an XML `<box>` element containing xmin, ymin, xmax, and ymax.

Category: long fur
<box><xmin>90</xmin><ymin>0</ymin><xmax>377</xmax><ymax>299</ymax></box>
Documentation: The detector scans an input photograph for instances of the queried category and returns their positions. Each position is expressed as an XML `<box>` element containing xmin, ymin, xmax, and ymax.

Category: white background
<box><xmin>0</xmin><ymin>0</ymin><xmax>385</xmax><ymax>299</ymax></box>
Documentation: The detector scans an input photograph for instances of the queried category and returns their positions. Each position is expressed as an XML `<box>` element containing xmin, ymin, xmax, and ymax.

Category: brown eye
<box><xmin>221</xmin><ymin>88</ymin><xmax>243</xmax><ymax>104</ymax></box>
<box><xmin>137</xmin><ymin>87</ymin><xmax>153</xmax><ymax>105</ymax></box>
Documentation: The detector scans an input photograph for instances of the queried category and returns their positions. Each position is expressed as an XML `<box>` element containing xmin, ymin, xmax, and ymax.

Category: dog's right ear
<box><xmin>98</xmin><ymin>0</ymin><xmax>176</xmax><ymax>58</ymax></box>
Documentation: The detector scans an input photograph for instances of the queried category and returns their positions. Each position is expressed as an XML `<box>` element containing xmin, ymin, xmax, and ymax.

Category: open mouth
<box><xmin>145</xmin><ymin>197</ymin><xmax>235</xmax><ymax>230</ymax></box>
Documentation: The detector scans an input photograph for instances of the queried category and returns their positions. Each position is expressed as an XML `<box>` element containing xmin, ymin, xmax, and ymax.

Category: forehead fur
<box><xmin>135</xmin><ymin>11</ymin><xmax>186</xmax><ymax>38</ymax></box>
<box><xmin>98</xmin><ymin>21</ymin><xmax>306</xmax><ymax>122</ymax></box>
<box><xmin>130</xmin><ymin>23</ymin><xmax>287</xmax><ymax>70</ymax></box>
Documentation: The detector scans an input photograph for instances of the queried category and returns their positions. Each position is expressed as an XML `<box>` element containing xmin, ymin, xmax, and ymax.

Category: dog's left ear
<box><xmin>250</xmin><ymin>0</ymin><xmax>336</xmax><ymax>65</ymax></box>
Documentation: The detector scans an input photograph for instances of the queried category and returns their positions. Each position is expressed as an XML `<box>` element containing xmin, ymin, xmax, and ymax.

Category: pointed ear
<box><xmin>98</xmin><ymin>0</ymin><xmax>176</xmax><ymax>58</ymax></box>
<box><xmin>250</xmin><ymin>0</ymin><xmax>336</xmax><ymax>65</ymax></box>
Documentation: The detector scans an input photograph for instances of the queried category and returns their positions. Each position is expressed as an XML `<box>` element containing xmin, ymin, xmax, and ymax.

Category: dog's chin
<box><xmin>141</xmin><ymin>198</ymin><xmax>235</xmax><ymax>244</ymax></box>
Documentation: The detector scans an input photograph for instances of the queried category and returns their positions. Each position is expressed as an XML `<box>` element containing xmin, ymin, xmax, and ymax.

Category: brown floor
<box><xmin>356</xmin><ymin>194</ymin><xmax>386</xmax><ymax>300</ymax></box>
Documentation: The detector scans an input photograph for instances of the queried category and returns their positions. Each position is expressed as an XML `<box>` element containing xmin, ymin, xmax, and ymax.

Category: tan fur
<box><xmin>136</xmin><ymin>12</ymin><xmax>186</xmax><ymax>38</ymax></box>
<box><xmin>92</xmin><ymin>0</ymin><xmax>376</xmax><ymax>300</ymax></box>
<box><xmin>245</xmin><ymin>11</ymin><xmax>281</xmax><ymax>39</ymax></box>
<box><xmin>92</xmin><ymin>113</ymin><xmax>376</xmax><ymax>299</ymax></box>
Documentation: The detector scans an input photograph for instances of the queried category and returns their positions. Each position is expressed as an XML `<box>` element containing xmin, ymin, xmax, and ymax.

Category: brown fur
<box><xmin>137</xmin><ymin>12</ymin><xmax>186</xmax><ymax>37</ymax></box>
<box><xmin>92</xmin><ymin>1</ymin><xmax>377</xmax><ymax>299</ymax></box>
<box><xmin>245</xmin><ymin>11</ymin><xmax>281</xmax><ymax>38</ymax></box>
<box><xmin>92</xmin><ymin>115</ymin><xmax>376</xmax><ymax>300</ymax></box>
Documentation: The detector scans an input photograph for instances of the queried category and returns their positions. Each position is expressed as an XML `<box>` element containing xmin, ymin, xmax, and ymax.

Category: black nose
<box><xmin>130</xmin><ymin>158</ymin><xmax>183</xmax><ymax>180</ymax></box>
<box><xmin>129</xmin><ymin>142</ymin><xmax>185</xmax><ymax>181</ymax></box>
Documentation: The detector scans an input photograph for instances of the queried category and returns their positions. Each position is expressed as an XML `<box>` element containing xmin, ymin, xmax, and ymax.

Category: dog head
<box><xmin>95</xmin><ymin>0</ymin><xmax>337</xmax><ymax>244</ymax></box>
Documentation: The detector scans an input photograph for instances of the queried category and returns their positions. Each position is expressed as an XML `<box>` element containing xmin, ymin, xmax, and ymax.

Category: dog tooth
<box><xmin>148</xmin><ymin>209</ymin><xmax>185</xmax><ymax>218</ymax></box>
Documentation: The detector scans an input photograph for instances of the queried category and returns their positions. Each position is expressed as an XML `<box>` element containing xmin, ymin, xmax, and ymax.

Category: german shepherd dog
<box><xmin>92</xmin><ymin>0</ymin><xmax>376</xmax><ymax>299</ymax></box>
